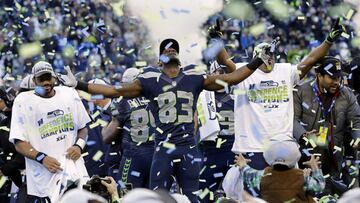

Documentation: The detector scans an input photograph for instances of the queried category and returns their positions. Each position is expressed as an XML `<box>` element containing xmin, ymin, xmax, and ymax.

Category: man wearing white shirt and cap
<box><xmin>9</xmin><ymin>61</ymin><xmax>91</xmax><ymax>202</ymax></box>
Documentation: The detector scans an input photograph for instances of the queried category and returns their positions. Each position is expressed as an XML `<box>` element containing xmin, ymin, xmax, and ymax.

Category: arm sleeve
<box><xmin>293</xmin><ymin>86</ymin><xmax>307</xmax><ymax>141</ymax></box>
<box><xmin>304</xmin><ymin>169</ymin><xmax>325</xmax><ymax>196</ymax></box>
<box><xmin>9</xmin><ymin>97</ymin><xmax>28</xmax><ymax>143</ymax></box>
<box><xmin>242</xmin><ymin>165</ymin><xmax>264</xmax><ymax>192</ymax></box>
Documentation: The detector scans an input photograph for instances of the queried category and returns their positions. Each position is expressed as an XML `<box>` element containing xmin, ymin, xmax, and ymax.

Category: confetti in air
<box><xmin>126</xmin><ymin>0</ymin><xmax>223</xmax><ymax>66</ymax></box>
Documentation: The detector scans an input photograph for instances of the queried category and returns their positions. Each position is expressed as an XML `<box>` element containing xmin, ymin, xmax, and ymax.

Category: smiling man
<box><xmin>9</xmin><ymin>61</ymin><xmax>91</xmax><ymax>202</ymax></box>
<box><xmin>293</xmin><ymin>56</ymin><xmax>360</xmax><ymax>196</ymax></box>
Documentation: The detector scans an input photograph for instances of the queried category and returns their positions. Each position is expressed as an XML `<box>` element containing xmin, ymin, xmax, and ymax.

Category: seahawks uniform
<box><xmin>199</xmin><ymin>91</ymin><xmax>235</xmax><ymax>203</ymax></box>
<box><xmin>137</xmin><ymin>65</ymin><xmax>204</xmax><ymax>202</ymax></box>
<box><xmin>116</xmin><ymin>96</ymin><xmax>155</xmax><ymax>188</ymax></box>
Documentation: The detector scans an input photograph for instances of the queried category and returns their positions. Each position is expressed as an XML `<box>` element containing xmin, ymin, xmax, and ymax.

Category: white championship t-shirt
<box><xmin>232</xmin><ymin>63</ymin><xmax>300</xmax><ymax>153</ymax></box>
<box><xmin>9</xmin><ymin>86</ymin><xmax>91</xmax><ymax>200</ymax></box>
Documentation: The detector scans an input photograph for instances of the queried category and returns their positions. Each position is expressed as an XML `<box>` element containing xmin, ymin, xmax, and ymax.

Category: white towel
<box><xmin>48</xmin><ymin>156</ymin><xmax>89</xmax><ymax>202</ymax></box>
<box><xmin>197</xmin><ymin>90</ymin><xmax>220</xmax><ymax>141</ymax></box>
<box><xmin>222</xmin><ymin>166</ymin><xmax>244</xmax><ymax>201</ymax></box>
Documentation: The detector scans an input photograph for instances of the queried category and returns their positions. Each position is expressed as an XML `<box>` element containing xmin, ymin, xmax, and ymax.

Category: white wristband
<box><xmin>75</xmin><ymin>138</ymin><xmax>86</xmax><ymax>150</ymax></box>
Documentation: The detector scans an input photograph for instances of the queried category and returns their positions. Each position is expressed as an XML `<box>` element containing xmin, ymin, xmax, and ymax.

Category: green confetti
<box><xmin>19</xmin><ymin>42</ymin><xmax>42</xmax><ymax>59</ymax></box>
<box><xmin>92</xmin><ymin>150</ymin><xmax>104</xmax><ymax>161</ymax></box>
<box><xmin>249</xmin><ymin>23</ymin><xmax>266</xmax><ymax>37</ymax></box>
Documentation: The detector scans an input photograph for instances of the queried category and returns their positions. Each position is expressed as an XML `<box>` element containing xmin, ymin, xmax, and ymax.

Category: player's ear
<box><xmin>157</xmin><ymin>60</ymin><xmax>163</xmax><ymax>67</ymax></box>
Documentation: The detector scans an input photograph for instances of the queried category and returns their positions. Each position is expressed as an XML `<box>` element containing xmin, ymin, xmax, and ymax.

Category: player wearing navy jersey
<box><xmin>62</xmin><ymin>36</ymin><xmax>270</xmax><ymax>202</ymax></box>
<box><xmin>198</xmin><ymin>61</ymin><xmax>235</xmax><ymax>203</ymax></box>
<box><xmin>102</xmin><ymin>68</ymin><xmax>155</xmax><ymax>189</ymax></box>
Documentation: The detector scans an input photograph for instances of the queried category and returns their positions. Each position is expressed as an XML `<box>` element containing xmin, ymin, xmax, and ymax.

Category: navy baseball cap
<box><xmin>159</xmin><ymin>38</ymin><xmax>179</xmax><ymax>56</ymax></box>
<box><xmin>316</xmin><ymin>57</ymin><xmax>344</xmax><ymax>77</ymax></box>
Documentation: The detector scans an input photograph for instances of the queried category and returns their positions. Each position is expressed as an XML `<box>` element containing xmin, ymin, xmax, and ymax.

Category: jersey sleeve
<box><xmin>137</xmin><ymin>68</ymin><xmax>160</xmax><ymax>99</ymax></box>
<box><xmin>73</xmin><ymin>89</ymin><xmax>91</xmax><ymax>129</ymax></box>
<box><xmin>9</xmin><ymin>95</ymin><xmax>28</xmax><ymax>143</ymax></box>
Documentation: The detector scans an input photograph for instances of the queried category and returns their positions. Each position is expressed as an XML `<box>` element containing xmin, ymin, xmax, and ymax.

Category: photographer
<box><xmin>81</xmin><ymin>175</ymin><xmax>120</xmax><ymax>203</ymax></box>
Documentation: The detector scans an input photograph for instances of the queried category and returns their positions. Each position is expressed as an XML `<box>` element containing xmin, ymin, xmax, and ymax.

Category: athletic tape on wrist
<box><xmin>75</xmin><ymin>138</ymin><xmax>86</xmax><ymax>150</ymax></box>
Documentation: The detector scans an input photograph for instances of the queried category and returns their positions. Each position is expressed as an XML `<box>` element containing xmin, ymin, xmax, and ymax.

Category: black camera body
<box><xmin>83</xmin><ymin>175</ymin><xmax>111</xmax><ymax>201</ymax></box>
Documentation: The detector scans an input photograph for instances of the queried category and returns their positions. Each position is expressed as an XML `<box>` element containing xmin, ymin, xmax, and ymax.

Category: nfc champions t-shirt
<box><xmin>9</xmin><ymin>86</ymin><xmax>91</xmax><ymax>199</ymax></box>
<box><xmin>232</xmin><ymin>63</ymin><xmax>300</xmax><ymax>153</ymax></box>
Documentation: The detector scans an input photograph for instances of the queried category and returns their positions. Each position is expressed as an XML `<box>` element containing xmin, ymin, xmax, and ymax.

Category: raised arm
<box><xmin>60</xmin><ymin>66</ymin><xmax>142</xmax><ymax>98</ymax></box>
<box><xmin>203</xmin><ymin>58</ymin><xmax>264</xmax><ymax>91</ymax></box>
<box><xmin>80</xmin><ymin>80</ymin><xmax>143</xmax><ymax>98</ymax></box>
<box><xmin>216</xmin><ymin>48</ymin><xmax>236</xmax><ymax>73</ymax></box>
<box><xmin>297</xmin><ymin>18</ymin><xmax>344</xmax><ymax>79</ymax></box>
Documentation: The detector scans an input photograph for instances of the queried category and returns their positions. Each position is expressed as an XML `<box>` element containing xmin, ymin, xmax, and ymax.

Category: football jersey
<box><xmin>137</xmin><ymin>65</ymin><xmax>205</xmax><ymax>145</ymax></box>
<box><xmin>116</xmin><ymin>96</ymin><xmax>155</xmax><ymax>155</ymax></box>
<box><xmin>201</xmin><ymin>91</ymin><xmax>235</xmax><ymax>151</ymax></box>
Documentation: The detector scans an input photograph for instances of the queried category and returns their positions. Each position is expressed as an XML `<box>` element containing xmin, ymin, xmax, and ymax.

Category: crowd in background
<box><xmin>0</xmin><ymin>0</ymin><xmax>358</xmax><ymax>87</ymax></box>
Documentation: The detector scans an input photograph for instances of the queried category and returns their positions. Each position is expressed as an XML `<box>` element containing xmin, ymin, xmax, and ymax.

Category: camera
<box><xmin>83</xmin><ymin>175</ymin><xmax>111</xmax><ymax>201</ymax></box>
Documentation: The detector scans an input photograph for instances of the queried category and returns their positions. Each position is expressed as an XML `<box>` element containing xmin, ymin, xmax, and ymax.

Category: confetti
<box><xmin>297</xmin><ymin>16</ymin><xmax>305</xmax><ymax>20</ymax></box>
<box><xmin>341</xmin><ymin>32</ymin><xmax>350</xmax><ymax>39</ymax></box>
<box><xmin>199</xmin><ymin>188</ymin><xmax>210</xmax><ymax>199</ymax></box>
<box><xmin>89</xmin><ymin>122</ymin><xmax>100</xmax><ymax>129</ymax></box>
<box><xmin>0</xmin><ymin>126</ymin><xmax>10</xmax><ymax>131</ymax></box>
<box><xmin>96</xmin><ymin>119</ymin><xmax>108</xmax><ymax>127</ymax></box>
<box><xmin>135</xmin><ymin>61</ymin><xmax>147</xmax><ymax>67</ymax></box>
<box><xmin>213</xmin><ymin>172</ymin><xmax>223</xmax><ymax>178</ymax></box>
<box><xmin>346</xmin><ymin>9</ymin><xmax>355</xmax><ymax>20</ymax></box>
<box><xmin>90</xmin><ymin>150</ymin><xmax>104</xmax><ymax>162</ymax></box>
<box><xmin>81</xmin><ymin>152</ymin><xmax>89</xmax><ymax>157</ymax></box>
<box><xmin>163</xmin><ymin>142</ymin><xmax>175</xmax><ymax>149</ymax></box>
<box><xmin>249</xmin><ymin>22</ymin><xmax>266</xmax><ymax>37</ymax></box>
<box><xmin>309</xmin><ymin>139</ymin><xmax>317</xmax><ymax>148</ymax></box>
<box><xmin>216</xmin><ymin>138</ymin><xmax>226</xmax><ymax>148</ymax></box>
<box><xmin>130</xmin><ymin>171</ymin><xmax>141</xmax><ymax>177</ymax></box>
<box><xmin>301</xmin><ymin>102</ymin><xmax>310</xmax><ymax>109</ymax></box>
<box><xmin>19</xmin><ymin>42</ymin><xmax>42</xmax><ymax>59</ymax></box>
<box><xmin>91</xmin><ymin>95</ymin><xmax>104</xmax><ymax>100</ymax></box>
<box><xmin>156</xmin><ymin>127</ymin><xmax>164</xmax><ymax>134</ymax></box>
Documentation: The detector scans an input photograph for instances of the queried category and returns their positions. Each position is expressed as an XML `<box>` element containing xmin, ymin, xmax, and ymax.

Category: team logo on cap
<box><xmin>336</xmin><ymin>61</ymin><xmax>341</xmax><ymax>70</ymax></box>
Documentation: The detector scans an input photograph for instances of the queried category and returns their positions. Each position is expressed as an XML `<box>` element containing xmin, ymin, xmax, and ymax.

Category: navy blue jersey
<box><xmin>200</xmin><ymin>91</ymin><xmax>235</xmax><ymax>151</ymax></box>
<box><xmin>137</xmin><ymin>66</ymin><xmax>205</xmax><ymax>145</ymax></box>
<box><xmin>214</xmin><ymin>91</ymin><xmax>235</xmax><ymax>147</ymax></box>
<box><xmin>116</xmin><ymin>96</ymin><xmax>155</xmax><ymax>155</ymax></box>
<box><xmin>215</xmin><ymin>91</ymin><xmax>235</xmax><ymax>137</ymax></box>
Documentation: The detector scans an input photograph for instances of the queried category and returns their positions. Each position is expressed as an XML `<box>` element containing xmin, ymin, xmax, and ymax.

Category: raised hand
<box><xmin>303</xmin><ymin>155</ymin><xmax>321</xmax><ymax>171</ymax></box>
<box><xmin>326</xmin><ymin>18</ymin><xmax>344</xmax><ymax>44</ymax></box>
<box><xmin>208</xmin><ymin>18</ymin><xmax>223</xmax><ymax>39</ymax></box>
<box><xmin>58</xmin><ymin>66</ymin><xmax>78</xmax><ymax>88</ymax></box>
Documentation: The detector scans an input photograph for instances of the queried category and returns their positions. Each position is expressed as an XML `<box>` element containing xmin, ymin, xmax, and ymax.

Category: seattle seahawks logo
<box><xmin>47</xmin><ymin>109</ymin><xmax>64</xmax><ymax>119</ymax></box>
<box><xmin>260</xmin><ymin>80</ymin><xmax>279</xmax><ymax>87</ymax></box>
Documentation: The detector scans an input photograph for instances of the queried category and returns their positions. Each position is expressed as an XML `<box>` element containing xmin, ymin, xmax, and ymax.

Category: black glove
<box><xmin>326</xmin><ymin>18</ymin><xmax>344</xmax><ymax>44</ymax></box>
<box><xmin>208</xmin><ymin>18</ymin><xmax>223</xmax><ymax>39</ymax></box>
